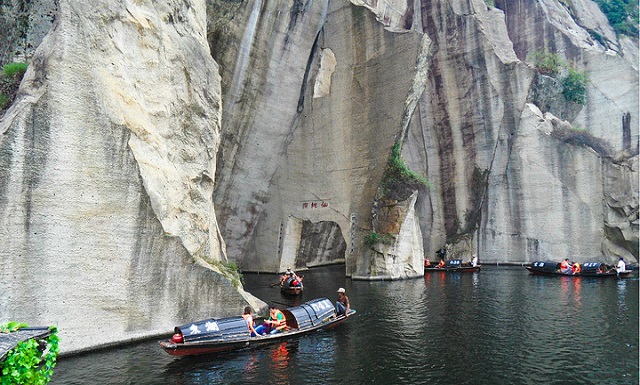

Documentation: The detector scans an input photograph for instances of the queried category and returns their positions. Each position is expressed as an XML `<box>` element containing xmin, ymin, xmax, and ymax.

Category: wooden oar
<box><xmin>270</xmin><ymin>281</ymin><xmax>281</xmax><ymax>287</ymax></box>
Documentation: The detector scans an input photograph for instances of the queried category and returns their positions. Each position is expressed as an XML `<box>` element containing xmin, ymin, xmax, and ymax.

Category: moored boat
<box><xmin>159</xmin><ymin>298</ymin><xmax>355</xmax><ymax>357</ymax></box>
<box><xmin>526</xmin><ymin>261</ymin><xmax>632</xmax><ymax>277</ymax></box>
<box><xmin>424</xmin><ymin>259</ymin><xmax>481</xmax><ymax>273</ymax></box>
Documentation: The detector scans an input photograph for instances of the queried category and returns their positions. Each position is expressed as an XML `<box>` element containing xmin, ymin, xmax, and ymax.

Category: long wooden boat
<box><xmin>280</xmin><ymin>276</ymin><xmax>303</xmax><ymax>296</ymax></box>
<box><xmin>526</xmin><ymin>261</ymin><xmax>632</xmax><ymax>277</ymax></box>
<box><xmin>424</xmin><ymin>259</ymin><xmax>481</xmax><ymax>273</ymax></box>
<box><xmin>159</xmin><ymin>298</ymin><xmax>355</xmax><ymax>357</ymax></box>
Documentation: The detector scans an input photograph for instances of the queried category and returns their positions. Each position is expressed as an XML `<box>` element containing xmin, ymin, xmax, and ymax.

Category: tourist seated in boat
<box><xmin>471</xmin><ymin>254</ymin><xmax>478</xmax><ymax>267</ymax></box>
<box><xmin>560</xmin><ymin>258</ymin><xmax>572</xmax><ymax>274</ymax></box>
<box><xmin>437</xmin><ymin>259</ymin><xmax>446</xmax><ymax>268</ymax></box>
<box><xmin>281</xmin><ymin>267</ymin><xmax>303</xmax><ymax>287</ymax></box>
<box><xmin>424</xmin><ymin>258</ymin><xmax>432</xmax><ymax>268</ymax></box>
<box><xmin>616</xmin><ymin>257</ymin><xmax>626</xmax><ymax>274</ymax></box>
<box><xmin>255</xmin><ymin>304</ymin><xmax>287</xmax><ymax>335</ymax></box>
<box><xmin>335</xmin><ymin>288</ymin><xmax>351</xmax><ymax>317</ymax></box>
<box><xmin>242</xmin><ymin>306</ymin><xmax>260</xmax><ymax>337</ymax></box>
<box><xmin>571</xmin><ymin>262</ymin><xmax>581</xmax><ymax>275</ymax></box>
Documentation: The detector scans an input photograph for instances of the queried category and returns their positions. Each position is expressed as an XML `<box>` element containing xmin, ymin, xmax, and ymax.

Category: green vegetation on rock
<box><xmin>0</xmin><ymin>61</ymin><xmax>28</xmax><ymax>112</ymax></box>
<box><xmin>531</xmin><ymin>50</ymin><xmax>588</xmax><ymax>105</ymax></box>
<box><xmin>595</xmin><ymin>0</ymin><xmax>639</xmax><ymax>36</ymax></box>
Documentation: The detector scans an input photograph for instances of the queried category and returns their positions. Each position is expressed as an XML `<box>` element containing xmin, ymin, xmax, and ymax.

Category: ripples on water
<box><xmin>51</xmin><ymin>265</ymin><xmax>639</xmax><ymax>385</ymax></box>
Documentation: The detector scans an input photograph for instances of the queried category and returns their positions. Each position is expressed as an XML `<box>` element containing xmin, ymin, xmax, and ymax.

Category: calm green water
<box><xmin>51</xmin><ymin>265</ymin><xmax>639</xmax><ymax>385</ymax></box>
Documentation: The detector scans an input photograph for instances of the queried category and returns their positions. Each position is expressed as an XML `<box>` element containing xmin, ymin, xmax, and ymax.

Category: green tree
<box><xmin>562</xmin><ymin>68</ymin><xmax>588</xmax><ymax>104</ymax></box>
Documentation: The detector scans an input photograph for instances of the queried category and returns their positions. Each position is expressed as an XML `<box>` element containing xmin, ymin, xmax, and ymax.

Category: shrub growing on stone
<box><xmin>562</xmin><ymin>68</ymin><xmax>588</xmax><ymax>104</ymax></box>
<box><xmin>532</xmin><ymin>51</ymin><xmax>564</xmax><ymax>76</ymax></box>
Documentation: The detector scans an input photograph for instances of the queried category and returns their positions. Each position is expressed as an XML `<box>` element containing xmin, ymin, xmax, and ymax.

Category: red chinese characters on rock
<box><xmin>302</xmin><ymin>201</ymin><xmax>329</xmax><ymax>209</ymax></box>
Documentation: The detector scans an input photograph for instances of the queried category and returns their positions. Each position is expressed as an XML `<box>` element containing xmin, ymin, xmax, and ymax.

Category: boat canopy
<box><xmin>445</xmin><ymin>259</ymin><xmax>463</xmax><ymax>267</ymax></box>
<box><xmin>531</xmin><ymin>261</ymin><xmax>560</xmax><ymax>272</ymax></box>
<box><xmin>281</xmin><ymin>298</ymin><xmax>335</xmax><ymax>329</ymax></box>
<box><xmin>176</xmin><ymin>316</ymin><xmax>250</xmax><ymax>343</ymax></box>
<box><xmin>580</xmin><ymin>262</ymin><xmax>603</xmax><ymax>273</ymax></box>
<box><xmin>175</xmin><ymin>298</ymin><xmax>336</xmax><ymax>343</ymax></box>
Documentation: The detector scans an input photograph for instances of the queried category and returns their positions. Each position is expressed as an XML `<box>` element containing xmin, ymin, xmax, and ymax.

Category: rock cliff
<box><xmin>0</xmin><ymin>0</ymin><xmax>264</xmax><ymax>354</ymax></box>
<box><xmin>0</xmin><ymin>0</ymin><xmax>637</xmax><ymax>353</ymax></box>
<box><xmin>208</xmin><ymin>0</ymin><xmax>637</xmax><ymax>276</ymax></box>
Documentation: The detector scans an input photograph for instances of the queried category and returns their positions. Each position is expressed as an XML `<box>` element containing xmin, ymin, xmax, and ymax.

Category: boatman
<box><xmin>616</xmin><ymin>257</ymin><xmax>626</xmax><ymax>275</ymax></box>
<box><xmin>336</xmin><ymin>288</ymin><xmax>351</xmax><ymax>317</ymax></box>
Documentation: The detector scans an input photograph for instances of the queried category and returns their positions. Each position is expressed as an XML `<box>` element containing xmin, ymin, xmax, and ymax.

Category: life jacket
<box><xmin>438</xmin><ymin>260</ymin><xmax>445</xmax><ymax>268</ymax></box>
<box><xmin>560</xmin><ymin>260</ymin><xmax>570</xmax><ymax>270</ymax></box>
<box><xmin>572</xmin><ymin>263</ymin><xmax>581</xmax><ymax>273</ymax></box>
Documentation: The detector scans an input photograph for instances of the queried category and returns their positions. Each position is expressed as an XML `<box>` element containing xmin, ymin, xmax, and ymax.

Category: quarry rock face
<box><xmin>0</xmin><ymin>0</ymin><xmax>637</xmax><ymax>352</ymax></box>
<box><xmin>0</xmin><ymin>0</ymin><xmax>264</xmax><ymax>354</ymax></box>
<box><xmin>210</xmin><ymin>0</ymin><xmax>637</xmax><ymax>274</ymax></box>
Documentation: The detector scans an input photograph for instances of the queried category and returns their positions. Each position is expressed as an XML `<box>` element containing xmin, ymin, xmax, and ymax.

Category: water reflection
<box><xmin>51</xmin><ymin>266</ymin><xmax>638</xmax><ymax>385</ymax></box>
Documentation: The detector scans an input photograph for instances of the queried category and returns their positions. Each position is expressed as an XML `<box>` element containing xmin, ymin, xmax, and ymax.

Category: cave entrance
<box><xmin>279</xmin><ymin>218</ymin><xmax>346</xmax><ymax>271</ymax></box>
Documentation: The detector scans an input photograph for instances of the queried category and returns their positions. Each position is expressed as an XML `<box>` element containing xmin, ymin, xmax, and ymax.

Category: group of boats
<box><xmin>159</xmin><ymin>257</ymin><xmax>633</xmax><ymax>358</ymax></box>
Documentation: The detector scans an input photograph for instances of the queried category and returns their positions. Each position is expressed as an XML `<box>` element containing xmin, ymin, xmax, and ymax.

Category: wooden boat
<box><xmin>159</xmin><ymin>297</ymin><xmax>355</xmax><ymax>357</ymax></box>
<box><xmin>424</xmin><ymin>259</ymin><xmax>481</xmax><ymax>273</ymax></box>
<box><xmin>526</xmin><ymin>261</ymin><xmax>632</xmax><ymax>277</ymax></box>
<box><xmin>280</xmin><ymin>275</ymin><xmax>303</xmax><ymax>296</ymax></box>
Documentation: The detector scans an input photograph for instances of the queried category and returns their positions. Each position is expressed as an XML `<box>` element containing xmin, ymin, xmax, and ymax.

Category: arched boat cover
<box><xmin>281</xmin><ymin>298</ymin><xmax>335</xmax><ymax>329</ymax></box>
<box><xmin>175</xmin><ymin>298</ymin><xmax>336</xmax><ymax>343</ymax></box>
<box><xmin>531</xmin><ymin>261</ymin><xmax>560</xmax><ymax>272</ymax></box>
<box><xmin>176</xmin><ymin>316</ymin><xmax>250</xmax><ymax>343</ymax></box>
<box><xmin>580</xmin><ymin>262</ymin><xmax>603</xmax><ymax>273</ymax></box>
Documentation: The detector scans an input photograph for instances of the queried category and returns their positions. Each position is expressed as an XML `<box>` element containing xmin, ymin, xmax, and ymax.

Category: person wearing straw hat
<box><xmin>335</xmin><ymin>288</ymin><xmax>351</xmax><ymax>317</ymax></box>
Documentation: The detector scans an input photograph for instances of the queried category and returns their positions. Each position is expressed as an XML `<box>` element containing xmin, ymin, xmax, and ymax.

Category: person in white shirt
<box><xmin>616</xmin><ymin>257</ymin><xmax>626</xmax><ymax>274</ymax></box>
<box><xmin>471</xmin><ymin>254</ymin><xmax>478</xmax><ymax>267</ymax></box>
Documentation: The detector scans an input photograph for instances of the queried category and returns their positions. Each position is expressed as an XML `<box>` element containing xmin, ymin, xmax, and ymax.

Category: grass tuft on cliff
<box><xmin>380</xmin><ymin>143</ymin><xmax>430</xmax><ymax>200</ymax></box>
<box><xmin>0</xmin><ymin>61</ymin><xmax>28</xmax><ymax>112</ymax></box>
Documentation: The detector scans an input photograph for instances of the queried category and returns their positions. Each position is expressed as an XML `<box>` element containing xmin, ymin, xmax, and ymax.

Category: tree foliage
<box><xmin>0</xmin><ymin>324</ymin><xmax>59</xmax><ymax>385</ymax></box>
<box><xmin>595</xmin><ymin>0</ymin><xmax>639</xmax><ymax>36</ymax></box>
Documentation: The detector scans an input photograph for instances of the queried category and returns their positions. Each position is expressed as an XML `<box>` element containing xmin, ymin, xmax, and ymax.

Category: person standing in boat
<box><xmin>560</xmin><ymin>258</ymin><xmax>572</xmax><ymax>274</ymax></box>
<box><xmin>616</xmin><ymin>257</ymin><xmax>626</xmax><ymax>275</ymax></box>
<box><xmin>336</xmin><ymin>288</ymin><xmax>351</xmax><ymax>317</ymax></box>
<box><xmin>242</xmin><ymin>306</ymin><xmax>260</xmax><ymax>337</ymax></box>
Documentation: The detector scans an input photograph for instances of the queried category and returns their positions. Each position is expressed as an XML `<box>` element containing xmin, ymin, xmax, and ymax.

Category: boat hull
<box><xmin>526</xmin><ymin>266</ymin><xmax>631</xmax><ymax>277</ymax></box>
<box><xmin>280</xmin><ymin>284</ymin><xmax>303</xmax><ymax>296</ymax></box>
<box><xmin>424</xmin><ymin>266</ymin><xmax>481</xmax><ymax>273</ymax></box>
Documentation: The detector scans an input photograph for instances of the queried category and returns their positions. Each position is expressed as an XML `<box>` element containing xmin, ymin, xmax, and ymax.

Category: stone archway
<box><xmin>279</xmin><ymin>218</ymin><xmax>346</xmax><ymax>271</ymax></box>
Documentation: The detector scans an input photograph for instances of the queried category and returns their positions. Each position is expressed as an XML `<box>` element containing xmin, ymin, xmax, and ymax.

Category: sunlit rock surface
<box><xmin>0</xmin><ymin>0</ymin><xmax>264</xmax><ymax>354</ymax></box>
<box><xmin>0</xmin><ymin>0</ymin><xmax>637</xmax><ymax>353</ymax></box>
<box><xmin>210</xmin><ymin>0</ymin><xmax>637</xmax><ymax>275</ymax></box>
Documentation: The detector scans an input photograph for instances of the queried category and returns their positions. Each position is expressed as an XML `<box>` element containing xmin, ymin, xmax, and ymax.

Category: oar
<box><xmin>270</xmin><ymin>281</ymin><xmax>281</xmax><ymax>287</ymax></box>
